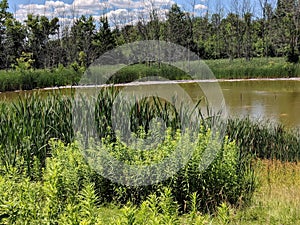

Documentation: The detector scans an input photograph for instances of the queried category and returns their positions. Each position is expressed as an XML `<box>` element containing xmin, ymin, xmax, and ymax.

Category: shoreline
<box><xmin>3</xmin><ymin>77</ymin><xmax>300</xmax><ymax>93</ymax></box>
<box><xmin>43</xmin><ymin>77</ymin><xmax>300</xmax><ymax>90</ymax></box>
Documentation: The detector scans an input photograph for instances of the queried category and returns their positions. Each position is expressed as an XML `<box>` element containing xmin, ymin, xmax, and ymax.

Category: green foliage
<box><xmin>0</xmin><ymin>140</ymin><xmax>103</xmax><ymax>224</ymax></box>
<box><xmin>25</xmin><ymin>14</ymin><xmax>60</xmax><ymax>68</ymax></box>
<box><xmin>83</xmin><ymin>128</ymin><xmax>255</xmax><ymax>212</ymax></box>
<box><xmin>216</xmin><ymin>202</ymin><xmax>234</xmax><ymax>224</ymax></box>
<box><xmin>0</xmin><ymin>138</ymin><xmax>254</xmax><ymax>224</ymax></box>
<box><xmin>1</xmin><ymin>57</ymin><xmax>300</xmax><ymax>93</ymax></box>
<box><xmin>0</xmin><ymin>93</ymin><xmax>74</xmax><ymax>177</ymax></box>
<box><xmin>1</xmin><ymin>1</ymin><xmax>300</xmax><ymax>70</ymax></box>
<box><xmin>13</xmin><ymin>52</ymin><xmax>35</xmax><ymax>71</ymax></box>
<box><xmin>78</xmin><ymin>51</ymin><xmax>87</xmax><ymax>68</ymax></box>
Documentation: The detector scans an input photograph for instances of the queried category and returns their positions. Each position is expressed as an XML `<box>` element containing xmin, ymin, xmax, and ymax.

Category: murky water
<box><xmin>1</xmin><ymin>79</ymin><xmax>299</xmax><ymax>128</ymax></box>
<box><xmin>220</xmin><ymin>80</ymin><xmax>300</xmax><ymax>128</ymax></box>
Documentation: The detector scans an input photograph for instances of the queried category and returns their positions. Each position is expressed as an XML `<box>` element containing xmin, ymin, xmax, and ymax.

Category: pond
<box><xmin>1</xmin><ymin>79</ymin><xmax>299</xmax><ymax>129</ymax></box>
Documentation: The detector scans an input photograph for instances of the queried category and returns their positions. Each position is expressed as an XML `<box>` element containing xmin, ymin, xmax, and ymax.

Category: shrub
<box><xmin>84</xmin><ymin>128</ymin><xmax>256</xmax><ymax>213</ymax></box>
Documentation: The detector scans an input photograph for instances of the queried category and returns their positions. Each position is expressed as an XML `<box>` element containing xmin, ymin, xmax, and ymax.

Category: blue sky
<box><xmin>7</xmin><ymin>0</ymin><xmax>264</xmax><ymax>26</ymax></box>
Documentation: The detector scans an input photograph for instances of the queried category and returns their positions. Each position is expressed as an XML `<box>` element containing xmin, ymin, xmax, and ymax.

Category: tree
<box><xmin>166</xmin><ymin>4</ymin><xmax>193</xmax><ymax>48</ymax></box>
<box><xmin>67</xmin><ymin>15</ymin><xmax>96</xmax><ymax>67</ymax></box>
<box><xmin>25</xmin><ymin>14</ymin><xmax>60</xmax><ymax>68</ymax></box>
<box><xmin>3</xmin><ymin>18</ymin><xmax>26</xmax><ymax>68</ymax></box>
<box><xmin>258</xmin><ymin>0</ymin><xmax>275</xmax><ymax>57</ymax></box>
<box><xmin>243</xmin><ymin>12</ymin><xmax>253</xmax><ymax>61</ymax></box>
<box><xmin>192</xmin><ymin>14</ymin><xmax>210</xmax><ymax>58</ymax></box>
<box><xmin>147</xmin><ymin>9</ymin><xmax>161</xmax><ymax>40</ymax></box>
<box><xmin>92</xmin><ymin>16</ymin><xmax>116</xmax><ymax>57</ymax></box>
<box><xmin>221</xmin><ymin>13</ymin><xmax>242</xmax><ymax>60</ymax></box>
<box><xmin>274</xmin><ymin>0</ymin><xmax>300</xmax><ymax>62</ymax></box>
<box><xmin>0</xmin><ymin>0</ymin><xmax>13</xmax><ymax>68</ymax></box>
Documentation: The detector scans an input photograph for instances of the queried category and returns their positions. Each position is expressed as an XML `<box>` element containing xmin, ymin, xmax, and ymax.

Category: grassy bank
<box><xmin>0</xmin><ymin>57</ymin><xmax>300</xmax><ymax>92</ymax></box>
<box><xmin>0</xmin><ymin>66</ymin><xmax>82</xmax><ymax>92</ymax></box>
<box><xmin>227</xmin><ymin>118</ymin><xmax>300</xmax><ymax>162</ymax></box>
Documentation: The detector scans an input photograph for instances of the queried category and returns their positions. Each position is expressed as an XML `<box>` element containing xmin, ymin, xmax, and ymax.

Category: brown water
<box><xmin>1</xmin><ymin>79</ymin><xmax>299</xmax><ymax>128</ymax></box>
<box><xmin>220</xmin><ymin>80</ymin><xmax>300</xmax><ymax>128</ymax></box>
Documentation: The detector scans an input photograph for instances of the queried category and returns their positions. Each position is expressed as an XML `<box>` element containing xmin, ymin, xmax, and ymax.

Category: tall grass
<box><xmin>205</xmin><ymin>57</ymin><xmax>300</xmax><ymax>79</ymax></box>
<box><xmin>227</xmin><ymin>118</ymin><xmax>300</xmax><ymax>162</ymax></box>
<box><xmin>109</xmin><ymin>62</ymin><xmax>190</xmax><ymax>83</ymax></box>
<box><xmin>0</xmin><ymin>88</ymin><xmax>298</xmax><ymax>173</ymax></box>
<box><xmin>230</xmin><ymin>159</ymin><xmax>300</xmax><ymax>224</ymax></box>
<box><xmin>0</xmin><ymin>138</ymin><xmax>255</xmax><ymax>224</ymax></box>
<box><xmin>0</xmin><ymin>92</ymin><xmax>73</xmax><ymax>176</ymax></box>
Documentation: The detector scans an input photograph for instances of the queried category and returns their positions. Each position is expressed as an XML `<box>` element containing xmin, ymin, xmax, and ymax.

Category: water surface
<box><xmin>1</xmin><ymin>79</ymin><xmax>299</xmax><ymax>128</ymax></box>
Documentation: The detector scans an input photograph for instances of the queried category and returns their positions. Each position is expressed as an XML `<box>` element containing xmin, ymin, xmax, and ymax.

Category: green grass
<box><xmin>96</xmin><ymin>159</ymin><xmax>300</xmax><ymax>225</ymax></box>
<box><xmin>110</xmin><ymin>62</ymin><xmax>190</xmax><ymax>83</ymax></box>
<box><xmin>0</xmin><ymin>145</ymin><xmax>296</xmax><ymax>224</ymax></box>
<box><xmin>230</xmin><ymin>159</ymin><xmax>300</xmax><ymax>224</ymax></box>
<box><xmin>103</xmin><ymin>57</ymin><xmax>300</xmax><ymax>83</ymax></box>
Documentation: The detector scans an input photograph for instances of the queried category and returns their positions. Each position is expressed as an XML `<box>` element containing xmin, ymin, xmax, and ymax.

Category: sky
<box><xmin>7</xmin><ymin>0</ymin><xmax>264</xmax><ymax>27</ymax></box>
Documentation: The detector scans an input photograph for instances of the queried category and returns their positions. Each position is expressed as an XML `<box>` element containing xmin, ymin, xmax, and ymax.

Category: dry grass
<box><xmin>232</xmin><ymin>159</ymin><xmax>300</xmax><ymax>225</ymax></box>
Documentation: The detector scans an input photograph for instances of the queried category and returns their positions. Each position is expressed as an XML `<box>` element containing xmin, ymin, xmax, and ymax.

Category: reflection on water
<box><xmin>0</xmin><ymin>80</ymin><xmax>299</xmax><ymax>128</ymax></box>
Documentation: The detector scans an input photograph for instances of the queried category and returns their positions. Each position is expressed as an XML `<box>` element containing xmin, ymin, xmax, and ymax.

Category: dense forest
<box><xmin>0</xmin><ymin>0</ymin><xmax>300</xmax><ymax>70</ymax></box>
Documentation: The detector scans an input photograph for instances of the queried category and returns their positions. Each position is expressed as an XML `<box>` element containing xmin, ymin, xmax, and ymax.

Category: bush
<box><xmin>83</xmin><ymin>128</ymin><xmax>256</xmax><ymax>213</ymax></box>
<box><xmin>0</xmin><ymin>140</ymin><xmax>102</xmax><ymax>224</ymax></box>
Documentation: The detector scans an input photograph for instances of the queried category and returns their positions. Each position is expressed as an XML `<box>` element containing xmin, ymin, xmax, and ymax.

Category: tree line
<box><xmin>0</xmin><ymin>0</ymin><xmax>299</xmax><ymax>71</ymax></box>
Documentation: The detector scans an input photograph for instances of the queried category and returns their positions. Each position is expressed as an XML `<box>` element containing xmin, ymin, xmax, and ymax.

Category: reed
<box><xmin>227</xmin><ymin>117</ymin><xmax>300</xmax><ymax>162</ymax></box>
<box><xmin>0</xmin><ymin>88</ymin><xmax>298</xmax><ymax>177</ymax></box>
<box><xmin>0</xmin><ymin>92</ymin><xmax>73</xmax><ymax>176</ymax></box>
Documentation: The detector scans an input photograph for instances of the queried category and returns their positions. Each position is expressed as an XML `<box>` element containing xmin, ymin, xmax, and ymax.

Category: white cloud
<box><xmin>72</xmin><ymin>0</ymin><xmax>107</xmax><ymax>9</ymax></box>
<box><xmin>194</xmin><ymin>4</ymin><xmax>207</xmax><ymax>10</ymax></box>
<box><xmin>45</xmin><ymin>0</ymin><xmax>67</xmax><ymax>8</ymax></box>
<box><xmin>15</xmin><ymin>0</ymin><xmax>175</xmax><ymax>27</ymax></box>
<box><xmin>108</xmin><ymin>0</ymin><xmax>139</xmax><ymax>9</ymax></box>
